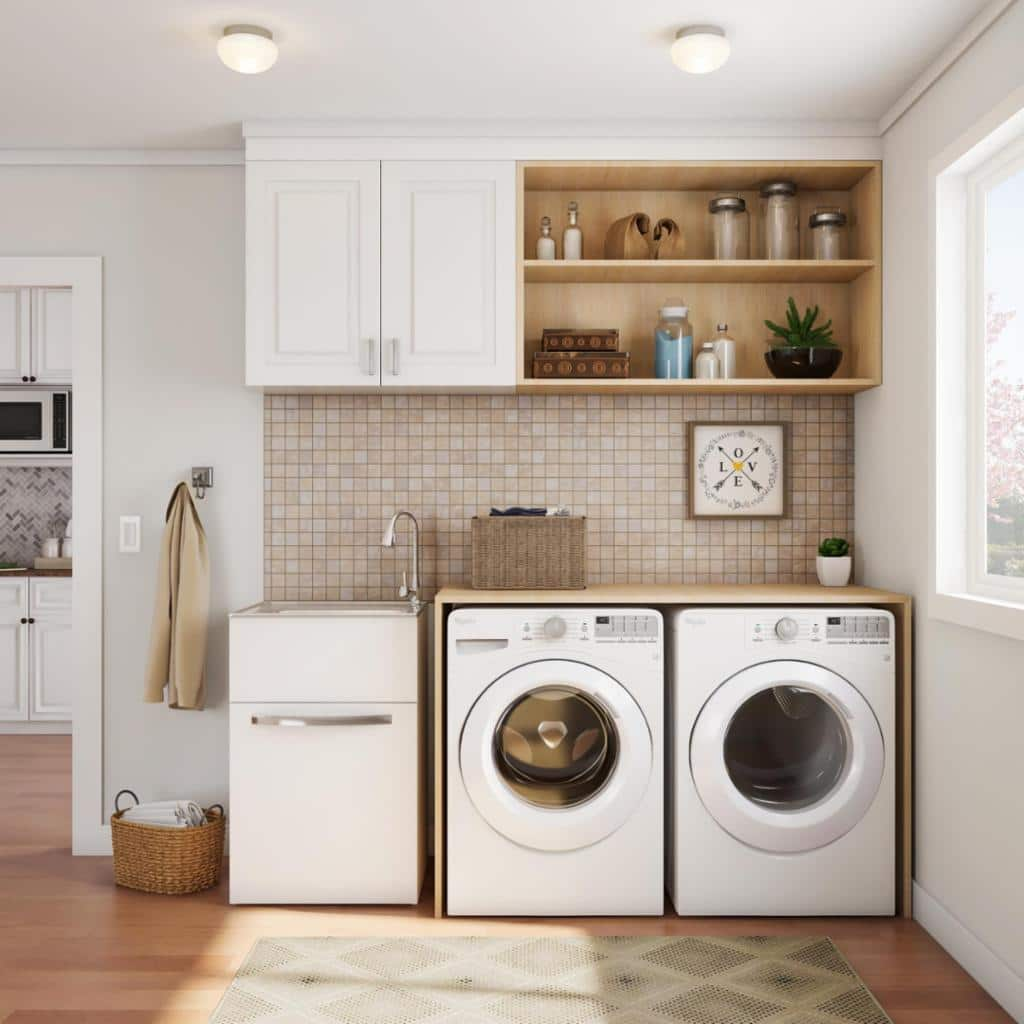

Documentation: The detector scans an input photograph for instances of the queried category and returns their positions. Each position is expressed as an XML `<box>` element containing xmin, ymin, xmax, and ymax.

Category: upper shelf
<box><xmin>523</xmin><ymin>259</ymin><xmax>876</xmax><ymax>285</ymax></box>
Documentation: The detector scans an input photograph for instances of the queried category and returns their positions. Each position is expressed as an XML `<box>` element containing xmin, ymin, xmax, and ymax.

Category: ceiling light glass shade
<box><xmin>671</xmin><ymin>25</ymin><xmax>730</xmax><ymax>74</ymax></box>
<box><xmin>217</xmin><ymin>25</ymin><xmax>278</xmax><ymax>74</ymax></box>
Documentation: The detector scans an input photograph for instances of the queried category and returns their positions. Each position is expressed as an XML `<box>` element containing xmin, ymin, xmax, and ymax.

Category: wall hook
<box><xmin>191</xmin><ymin>466</ymin><xmax>214</xmax><ymax>500</ymax></box>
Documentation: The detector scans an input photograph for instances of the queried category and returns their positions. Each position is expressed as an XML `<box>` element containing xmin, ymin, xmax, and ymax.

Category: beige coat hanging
<box><xmin>144</xmin><ymin>482</ymin><xmax>210</xmax><ymax>710</ymax></box>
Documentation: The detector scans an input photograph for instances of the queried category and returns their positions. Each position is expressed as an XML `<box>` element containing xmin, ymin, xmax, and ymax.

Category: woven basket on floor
<box><xmin>110</xmin><ymin>790</ymin><xmax>225</xmax><ymax>895</ymax></box>
<box><xmin>471</xmin><ymin>515</ymin><xmax>586</xmax><ymax>589</ymax></box>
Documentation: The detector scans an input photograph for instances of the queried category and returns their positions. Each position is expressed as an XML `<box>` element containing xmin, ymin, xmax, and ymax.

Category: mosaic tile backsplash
<box><xmin>0</xmin><ymin>467</ymin><xmax>72</xmax><ymax>566</ymax></box>
<box><xmin>264</xmin><ymin>394</ymin><xmax>853</xmax><ymax>602</ymax></box>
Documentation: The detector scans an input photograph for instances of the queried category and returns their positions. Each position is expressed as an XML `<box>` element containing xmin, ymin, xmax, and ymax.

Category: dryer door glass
<box><xmin>494</xmin><ymin>687</ymin><xmax>618</xmax><ymax>807</ymax></box>
<box><xmin>724</xmin><ymin>686</ymin><xmax>847</xmax><ymax>810</ymax></box>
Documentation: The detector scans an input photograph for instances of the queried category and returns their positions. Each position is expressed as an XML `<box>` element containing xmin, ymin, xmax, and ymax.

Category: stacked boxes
<box><xmin>532</xmin><ymin>329</ymin><xmax>630</xmax><ymax>379</ymax></box>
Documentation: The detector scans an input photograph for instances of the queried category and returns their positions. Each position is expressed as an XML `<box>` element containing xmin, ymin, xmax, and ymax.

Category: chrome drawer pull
<box><xmin>250</xmin><ymin>714</ymin><xmax>393</xmax><ymax>727</ymax></box>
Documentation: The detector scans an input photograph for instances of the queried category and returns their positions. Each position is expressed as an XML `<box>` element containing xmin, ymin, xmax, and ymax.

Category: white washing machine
<box><xmin>668</xmin><ymin>607</ymin><xmax>895</xmax><ymax>916</ymax></box>
<box><xmin>447</xmin><ymin>607</ymin><xmax>663</xmax><ymax>916</ymax></box>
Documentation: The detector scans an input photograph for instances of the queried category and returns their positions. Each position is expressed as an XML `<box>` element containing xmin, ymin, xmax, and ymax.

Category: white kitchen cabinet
<box><xmin>0</xmin><ymin>288</ymin><xmax>31</xmax><ymax>385</ymax></box>
<box><xmin>246</xmin><ymin>161</ymin><xmax>381</xmax><ymax>388</ymax></box>
<box><xmin>228</xmin><ymin>602</ymin><xmax>427</xmax><ymax>905</ymax></box>
<box><xmin>380</xmin><ymin>161</ymin><xmax>516</xmax><ymax>388</ymax></box>
<box><xmin>0</xmin><ymin>580</ymin><xmax>29</xmax><ymax>721</ymax></box>
<box><xmin>31</xmin><ymin>288</ymin><xmax>73</xmax><ymax>384</ymax></box>
<box><xmin>0</xmin><ymin>578</ymin><xmax>71</xmax><ymax>725</ymax></box>
<box><xmin>245</xmin><ymin>158</ymin><xmax>516</xmax><ymax>390</ymax></box>
<box><xmin>28</xmin><ymin>578</ymin><xmax>72</xmax><ymax>720</ymax></box>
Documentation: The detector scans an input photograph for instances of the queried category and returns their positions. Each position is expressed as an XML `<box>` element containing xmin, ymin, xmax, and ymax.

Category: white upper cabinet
<box><xmin>31</xmin><ymin>288</ymin><xmax>73</xmax><ymax>384</ymax></box>
<box><xmin>245</xmin><ymin>157</ymin><xmax>516</xmax><ymax>390</ymax></box>
<box><xmin>380</xmin><ymin>162</ymin><xmax>516</xmax><ymax>389</ymax></box>
<box><xmin>0</xmin><ymin>287</ymin><xmax>72</xmax><ymax>385</ymax></box>
<box><xmin>0</xmin><ymin>288</ymin><xmax>32</xmax><ymax>384</ymax></box>
<box><xmin>246</xmin><ymin>161</ymin><xmax>381</xmax><ymax>388</ymax></box>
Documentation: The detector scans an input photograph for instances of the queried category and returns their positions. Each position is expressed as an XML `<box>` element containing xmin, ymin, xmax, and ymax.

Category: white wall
<box><xmin>0</xmin><ymin>165</ymin><xmax>261</xmax><ymax>814</ymax></box>
<box><xmin>858</xmin><ymin>0</ymin><xmax>1024</xmax><ymax>1004</ymax></box>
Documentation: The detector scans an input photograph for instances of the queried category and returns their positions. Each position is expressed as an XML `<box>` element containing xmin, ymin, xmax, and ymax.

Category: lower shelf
<box><xmin>516</xmin><ymin>377</ymin><xmax>878</xmax><ymax>395</ymax></box>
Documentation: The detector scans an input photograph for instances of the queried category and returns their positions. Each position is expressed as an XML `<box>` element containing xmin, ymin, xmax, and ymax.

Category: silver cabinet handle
<box><xmin>250</xmin><ymin>714</ymin><xmax>393</xmax><ymax>727</ymax></box>
<box><xmin>390</xmin><ymin>338</ymin><xmax>400</xmax><ymax>376</ymax></box>
<box><xmin>365</xmin><ymin>338</ymin><xmax>377</xmax><ymax>376</ymax></box>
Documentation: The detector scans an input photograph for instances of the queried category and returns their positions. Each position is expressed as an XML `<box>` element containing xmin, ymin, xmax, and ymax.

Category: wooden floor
<box><xmin>0</xmin><ymin>737</ymin><xmax>1012</xmax><ymax>1023</ymax></box>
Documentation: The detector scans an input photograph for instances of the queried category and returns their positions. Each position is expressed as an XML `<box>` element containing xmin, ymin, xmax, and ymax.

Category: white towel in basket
<box><xmin>120</xmin><ymin>799</ymin><xmax>207</xmax><ymax>829</ymax></box>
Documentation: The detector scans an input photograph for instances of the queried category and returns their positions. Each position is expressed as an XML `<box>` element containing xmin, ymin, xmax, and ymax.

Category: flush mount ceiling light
<box><xmin>670</xmin><ymin>25</ymin><xmax>730</xmax><ymax>74</ymax></box>
<box><xmin>217</xmin><ymin>24</ymin><xmax>278</xmax><ymax>74</ymax></box>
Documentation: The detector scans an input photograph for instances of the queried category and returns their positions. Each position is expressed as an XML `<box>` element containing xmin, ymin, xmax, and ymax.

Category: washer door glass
<box><xmin>495</xmin><ymin>686</ymin><xmax>618</xmax><ymax>808</ymax></box>
<box><xmin>690</xmin><ymin>661</ymin><xmax>884</xmax><ymax>854</ymax></box>
<box><xmin>724</xmin><ymin>686</ymin><xmax>847</xmax><ymax>810</ymax></box>
<box><xmin>460</xmin><ymin>659</ymin><xmax>654</xmax><ymax>852</ymax></box>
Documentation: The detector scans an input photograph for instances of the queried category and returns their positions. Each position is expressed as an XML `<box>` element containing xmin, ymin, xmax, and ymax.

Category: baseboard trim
<box><xmin>913</xmin><ymin>881</ymin><xmax>1024</xmax><ymax>1021</ymax></box>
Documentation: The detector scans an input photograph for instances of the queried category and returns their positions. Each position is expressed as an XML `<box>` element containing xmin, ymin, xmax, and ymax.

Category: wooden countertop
<box><xmin>436</xmin><ymin>583</ymin><xmax>910</xmax><ymax>605</ymax></box>
<box><xmin>0</xmin><ymin>569</ymin><xmax>72</xmax><ymax>578</ymax></box>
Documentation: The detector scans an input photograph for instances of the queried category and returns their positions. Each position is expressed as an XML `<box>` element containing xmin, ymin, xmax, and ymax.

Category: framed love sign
<box><xmin>689</xmin><ymin>422</ymin><xmax>786</xmax><ymax>518</ymax></box>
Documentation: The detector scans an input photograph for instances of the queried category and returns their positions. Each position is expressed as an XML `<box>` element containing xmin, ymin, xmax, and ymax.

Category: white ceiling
<box><xmin>0</xmin><ymin>0</ymin><xmax>995</xmax><ymax>149</ymax></box>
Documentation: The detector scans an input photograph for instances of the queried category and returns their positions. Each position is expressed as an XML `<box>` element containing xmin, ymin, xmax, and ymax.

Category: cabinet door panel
<box><xmin>246</xmin><ymin>161</ymin><xmax>381</xmax><ymax>387</ymax></box>
<box><xmin>381</xmin><ymin>161</ymin><xmax>515</xmax><ymax>388</ymax></box>
<box><xmin>229</xmin><ymin>702</ymin><xmax>422</xmax><ymax>904</ymax></box>
<box><xmin>0</xmin><ymin>288</ymin><xmax>31</xmax><ymax>384</ymax></box>
<box><xmin>29</xmin><ymin>614</ymin><xmax>72</xmax><ymax>721</ymax></box>
<box><xmin>32</xmin><ymin>288</ymin><xmax>73</xmax><ymax>383</ymax></box>
<box><xmin>0</xmin><ymin>581</ymin><xmax>29</xmax><ymax>721</ymax></box>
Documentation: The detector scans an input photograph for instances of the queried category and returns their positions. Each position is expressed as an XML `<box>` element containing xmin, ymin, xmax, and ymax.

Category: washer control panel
<box><xmin>747</xmin><ymin>610</ymin><xmax>892</xmax><ymax>648</ymax></box>
<box><xmin>514</xmin><ymin>612</ymin><xmax>660</xmax><ymax>644</ymax></box>
<box><xmin>594</xmin><ymin>613</ymin><xmax>659</xmax><ymax>643</ymax></box>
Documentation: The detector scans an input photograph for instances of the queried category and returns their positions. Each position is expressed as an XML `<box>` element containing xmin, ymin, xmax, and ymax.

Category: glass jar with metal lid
<box><xmin>709</xmin><ymin>193</ymin><xmax>749</xmax><ymax>260</ymax></box>
<box><xmin>809</xmin><ymin>207</ymin><xmax>849</xmax><ymax>260</ymax></box>
<box><xmin>760</xmin><ymin>181</ymin><xmax>800</xmax><ymax>260</ymax></box>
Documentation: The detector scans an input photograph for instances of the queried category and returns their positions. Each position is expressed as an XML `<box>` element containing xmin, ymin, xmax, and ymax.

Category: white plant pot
<box><xmin>816</xmin><ymin>555</ymin><xmax>852</xmax><ymax>587</ymax></box>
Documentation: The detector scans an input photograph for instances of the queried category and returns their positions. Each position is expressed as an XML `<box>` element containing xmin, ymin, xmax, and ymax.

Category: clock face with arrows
<box><xmin>690</xmin><ymin>423</ymin><xmax>785</xmax><ymax>517</ymax></box>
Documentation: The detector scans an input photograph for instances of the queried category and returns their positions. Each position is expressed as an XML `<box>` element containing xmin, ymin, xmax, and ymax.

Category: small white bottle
<box><xmin>712</xmin><ymin>323</ymin><xmax>737</xmax><ymax>379</ymax></box>
<box><xmin>563</xmin><ymin>201</ymin><xmax>583</xmax><ymax>261</ymax></box>
<box><xmin>694</xmin><ymin>341</ymin><xmax>720</xmax><ymax>379</ymax></box>
<box><xmin>536</xmin><ymin>216</ymin><xmax>556</xmax><ymax>260</ymax></box>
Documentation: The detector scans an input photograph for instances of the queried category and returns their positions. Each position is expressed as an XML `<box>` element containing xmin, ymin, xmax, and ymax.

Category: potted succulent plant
<box><xmin>764</xmin><ymin>297</ymin><xmax>843</xmax><ymax>379</ymax></box>
<box><xmin>816</xmin><ymin>537</ymin><xmax>852</xmax><ymax>587</ymax></box>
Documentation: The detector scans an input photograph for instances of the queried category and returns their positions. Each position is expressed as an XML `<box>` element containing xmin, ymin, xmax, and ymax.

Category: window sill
<box><xmin>929</xmin><ymin>590</ymin><xmax>1024</xmax><ymax>641</ymax></box>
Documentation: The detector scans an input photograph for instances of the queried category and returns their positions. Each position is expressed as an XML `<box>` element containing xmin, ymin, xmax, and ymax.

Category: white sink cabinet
<box><xmin>228</xmin><ymin>601</ymin><xmax>427</xmax><ymax>904</ymax></box>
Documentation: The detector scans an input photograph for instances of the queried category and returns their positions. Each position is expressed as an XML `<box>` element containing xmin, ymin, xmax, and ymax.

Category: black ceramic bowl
<box><xmin>764</xmin><ymin>346</ymin><xmax>843</xmax><ymax>379</ymax></box>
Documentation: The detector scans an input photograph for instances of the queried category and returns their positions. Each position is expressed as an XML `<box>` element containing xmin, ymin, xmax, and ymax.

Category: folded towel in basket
<box><xmin>120</xmin><ymin>799</ymin><xmax>207</xmax><ymax>829</ymax></box>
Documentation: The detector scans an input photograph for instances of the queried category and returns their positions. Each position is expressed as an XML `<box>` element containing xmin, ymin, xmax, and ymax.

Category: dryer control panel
<box><xmin>747</xmin><ymin>610</ymin><xmax>892</xmax><ymax>649</ymax></box>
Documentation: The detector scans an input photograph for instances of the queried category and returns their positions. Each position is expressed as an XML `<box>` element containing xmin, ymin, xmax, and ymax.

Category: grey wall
<box><xmin>0</xmin><ymin>165</ymin><xmax>261</xmax><ymax>813</ymax></box>
<box><xmin>858</xmin><ymin>0</ymin><xmax>1024</xmax><ymax>992</ymax></box>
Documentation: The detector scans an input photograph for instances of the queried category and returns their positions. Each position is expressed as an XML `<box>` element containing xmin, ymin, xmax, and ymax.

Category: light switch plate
<box><xmin>119</xmin><ymin>515</ymin><xmax>141</xmax><ymax>553</ymax></box>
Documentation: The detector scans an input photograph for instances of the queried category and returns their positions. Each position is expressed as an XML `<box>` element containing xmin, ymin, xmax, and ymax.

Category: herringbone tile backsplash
<box><xmin>0</xmin><ymin>467</ymin><xmax>72</xmax><ymax>565</ymax></box>
<box><xmin>263</xmin><ymin>394</ymin><xmax>854</xmax><ymax>602</ymax></box>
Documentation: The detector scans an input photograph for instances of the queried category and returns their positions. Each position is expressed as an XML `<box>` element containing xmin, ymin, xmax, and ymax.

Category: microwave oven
<box><xmin>0</xmin><ymin>388</ymin><xmax>71</xmax><ymax>454</ymax></box>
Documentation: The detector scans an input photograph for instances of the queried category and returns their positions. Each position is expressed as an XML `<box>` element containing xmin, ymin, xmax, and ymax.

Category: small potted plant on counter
<box><xmin>764</xmin><ymin>297</ymin><xmax>843</xmax><ymax>379</ymax></box>
<box><xmin>816</xmin><ymin>537</ymin><xmax>852</xmax><ymax>587</ymax></box>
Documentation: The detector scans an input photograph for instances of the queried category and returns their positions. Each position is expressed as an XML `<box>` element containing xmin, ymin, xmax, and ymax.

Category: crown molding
<box><xmin>879</xmin><ymin>0</ymin><xmax>1017</xmax><ymax>135</ymax></box>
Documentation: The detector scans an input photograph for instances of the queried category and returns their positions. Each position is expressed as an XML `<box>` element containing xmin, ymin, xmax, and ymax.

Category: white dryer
<box><xmin>668</xmin><ymin>608</ymin><xmax>895</xmax><ymax>916</ymax></box>
<box><xmin>447</xmin><ymin>607</ymin><xmax>663</xmax><ymax>916</ymax></box>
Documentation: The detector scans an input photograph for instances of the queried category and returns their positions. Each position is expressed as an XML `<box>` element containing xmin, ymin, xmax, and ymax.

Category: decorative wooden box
<box><xmin>533</xmin><ymin>352</ymin><xmax>630</xmax><ymax>378</ymax></box>
<box><xmin>541</xmin><ymin>329</ymin><xmax>620</xmax><ymax>352</ymax></box>
<box><xmin>471</xmin><ymin>516</ymin><xmax>586</xmax><ymax>590</ymax></box>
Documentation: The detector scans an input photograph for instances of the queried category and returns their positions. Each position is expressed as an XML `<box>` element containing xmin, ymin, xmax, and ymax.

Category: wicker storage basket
<box><xmin>471</xmin><ymin>516</ymin><xmax>586</xmax><ymax>590</ymax></box>
<box><xmin>111</xmin><ymin>789</ymin><xmax>225</xmax><ymax>895</ymax></box>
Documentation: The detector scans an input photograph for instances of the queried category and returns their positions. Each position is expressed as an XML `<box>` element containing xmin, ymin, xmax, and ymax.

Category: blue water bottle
<box><xmin>654</xmin><ymin>300</ymin><xmax>693</xmax><ymax>379</ymax></box>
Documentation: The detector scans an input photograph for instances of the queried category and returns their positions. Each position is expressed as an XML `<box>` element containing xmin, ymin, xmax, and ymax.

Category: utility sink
<box><xmin>235</xmin><ymin>600</ymin><xmax>424</xmax><ymax>617</ymax></box>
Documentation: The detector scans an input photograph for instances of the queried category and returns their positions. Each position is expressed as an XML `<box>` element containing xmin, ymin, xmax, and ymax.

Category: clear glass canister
<box><xmin>760</xmin><ymin>181</ymin><xmax>799</xmax><ymax>260</ymax></box>
<box><xmin>809</xmin><ymin>208</ymin><xmax>848</xmax><ymax>260</ymax></box>
<box><xmin>709</xmin><ymin>193</ymin><xmax>749</xmax><ymax>260</ymax></box>
<box><xmin>654</xmin><ymin>299</ymin><xmax>693</xmax><ymax>379</ymax></box>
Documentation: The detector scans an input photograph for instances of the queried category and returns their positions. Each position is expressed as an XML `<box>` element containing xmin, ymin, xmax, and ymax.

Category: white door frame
<box><xmin>0</xmin><ymin>257</ymin><xmax>103</xmax><ymax>854</ymax></box>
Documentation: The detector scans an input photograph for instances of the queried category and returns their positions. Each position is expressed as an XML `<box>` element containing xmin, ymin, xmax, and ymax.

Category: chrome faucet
<box><xmin>381</xmin><ymin>510</ymin><xmax>422</xmax><ymax>611</ymax></box>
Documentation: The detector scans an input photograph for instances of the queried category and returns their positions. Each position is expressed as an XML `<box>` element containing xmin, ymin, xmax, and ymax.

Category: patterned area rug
<box><xmin>210</xmin><ymin>936</ymin><xmax>892</xmax><ymax>1024</ymax></box>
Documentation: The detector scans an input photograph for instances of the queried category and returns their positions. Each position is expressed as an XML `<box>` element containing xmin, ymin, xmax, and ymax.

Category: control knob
<box><xmin>774</xmin><ymin>616</ymin><xmax>800</xmax><ymax>642</ymax></box>
<box><xmin>543</xmin><ymin>616</ymin><xmax>567</xmax><ymax>639</ymax></box>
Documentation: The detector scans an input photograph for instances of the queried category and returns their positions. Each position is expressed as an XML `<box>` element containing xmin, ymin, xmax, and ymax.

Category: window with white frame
<box><xmin>967</xmin><ymin>138</ymin><xmax>1024</xmax><ymax>601</ymax></box>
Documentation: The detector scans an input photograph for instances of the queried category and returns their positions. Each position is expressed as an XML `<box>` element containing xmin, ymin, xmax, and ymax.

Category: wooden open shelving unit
<box><xmin>516</xmin><ymin>160</ymin><xmax>882</xmax><ymax>394</ymax></box>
